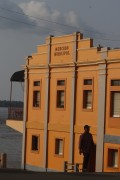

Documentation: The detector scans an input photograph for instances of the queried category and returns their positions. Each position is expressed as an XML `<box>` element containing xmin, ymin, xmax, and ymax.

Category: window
<box><xmin>110</xmin><ymin>80</ymin><xmax>120</xmax><ymax>118</ymax></box>
<box><xmin>84</xmin><ymin>79</ymin><xmax>92</xmax><ymax>85</ymax></box>
<box><xmin>83</xmin><ymin>90</ymin><xmax>92</xmax><ymax>109</ymax></box>
<box><xmin>56</xmin><ymin>80</ymin><xmax>66</xmax><ymax>109</ymax></box>
<box><xmin>111</xmin><ymin>80</ymin><xmax>120</xmax><ymax>86</ymax></box>
<box><xmin>83</xmin><ymin>78</ymin><xmax>93</xmax><ymax>110</ymax></box>
<box><xmin>33</xmin><ymin>80</ymin><xmax>41</xmax><ymax>108</ymax></box>
<box><xmin>108</xmin><ymin>149</ymin><xmax>118</xmax><ymax>168</ymax></box>
<box><xmin>55</xmin><ymin>139</ymin><xmax>64</xmax><ymax>156</ymax></box>
<box><xmin>57</xmin><ymin>80</ymin><xmax>65</xmax><ymax>86</ymax></box>
<box><xmin>31</xmin><ymin>135</ymin><xmax>39</xmax><ymax>151</ymax></box>
<box><xmin>34</xmin><ymin>81</ymin><xmax>40</xmax><ymax>86</ymax></box>
<box><xmin>57</xmin><ymin>90</ymin><xmax>65</xmax><ymax>108</ymax></box>
<box><xmin>111</xmin><ymin>92</ymin><xmax>120</xmax><ymax>117</ymax></box>
<box><xmin>33</xmin><ymin>91</ymin><xmax>40</xmax><ymax>107</ymax></box>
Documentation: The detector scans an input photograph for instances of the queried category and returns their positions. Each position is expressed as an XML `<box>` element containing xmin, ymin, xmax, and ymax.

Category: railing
<box><xmin>8</xmin><ymin>107</ymin><xmax>23</xmax><ymax>120</ymax></box>
<box><xmin>64</xmin><ymin>161</ymin><xmax>83</xmax><ymax>172</ymax></box>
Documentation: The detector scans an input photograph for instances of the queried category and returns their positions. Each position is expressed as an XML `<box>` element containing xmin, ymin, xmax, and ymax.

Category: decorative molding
<box><xmin>78</xmin><ymin>38</ymin><xmax>91</xmax><ymax>42</ymax></box>
<box><xmin>77</xmin><ymin>69</ymin><xmax>98</xmax><ymax>72</ymax></box>
<box><xmin>27</xmin><ymin>65</ymin><xmax>49</xmax><ymax>69</ymax></box>
<box><xmin>107</xmin><ymin>66</ymin><xmax>120</xmax><ymax>70</ymax></box>
<box><xmin>26</xmin><ymin>121</ymin><xmax>44</xmax><ymax>130</ymax></box>
<box><xmin>76</xmin><ymin>60</ymin><xmax>105</xmax><ymax>66</ymax></box>
<box><xmin>37</xmin><ymin>44</ymin><xmax>47</xmax><ymax>47</ymax></box>
<box><xmin>32</xmin><ymin>52</ymin><xmax>47</xmax><ymax>55</ymax></box>
<box><xmin>51</xmin><ymin>40</ymin><xmax>76</xmax><ymax>45</ymax></box>
<box><xmin>106</xmin><ymin>58</ymin><xmax>120</xmax><ymax>64</ymax></box>
<box><xmin>52</xmin><ymin>33</ymin><xmax>73</xmax><ymax>39</ymax></box>
<box><xmin>49</xmin><ymin>63</ymin><xmax>75</xmax><ymax>68</ymax></box>
<box><xmin>23</xmin><ymin>58</ymin><xmax>120</xmax><ymax>69</ymax></box>
<box><xmin>48</xmin><ymin>123</ymin><xmax>70</xmax><ymax>132</ymax></box>
<box><xmin>50</xmin><ymin>70</ymin><xmax>75</xmax><ymax>74</ymax></box>
<box><xmin>104</xmin><ymin>135</ymin><xmax>120</xmax><ymax>144</ymax></box>
<box><xmin>77</xmin><ymin>47</ymin><xmax>99</xmax><ymax>51</ymax></box>
<box><xmin>29</xmin><ymin>72</ymin><xmax>49</xmax><ymax>75</ymax></box>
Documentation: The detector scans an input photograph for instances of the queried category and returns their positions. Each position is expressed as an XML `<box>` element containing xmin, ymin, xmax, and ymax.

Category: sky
<box><xmin>0</xmin><ymin>0</ymin><xmax>120</xmax><ymax>101</ymax></box>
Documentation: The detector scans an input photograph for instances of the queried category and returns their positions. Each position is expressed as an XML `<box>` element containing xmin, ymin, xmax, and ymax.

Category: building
<box><xmin>21</xmin><ymin>32</ymin><xmax>120</xmax><ymax>172</ymax></box>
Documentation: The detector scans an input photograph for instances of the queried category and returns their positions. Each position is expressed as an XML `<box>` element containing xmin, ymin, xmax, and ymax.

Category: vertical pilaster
<box><xmin>43</xmin><ymin>35</ymin><xmax>53</xmax><ymax>171</ymax></box>
<box><xmin>96</xmin><ymin>63</ymin><xmax>106</xmax><ymax>172</ymax></box>
<box><xmin>69</xmin><ymin>32</ymin><xmax>78</xmax><ymax>163</ymax></box>
<box><xmin>21</xmin><ymin>66</ymin><xmax>28</xmax><ymax>169</ymax></box>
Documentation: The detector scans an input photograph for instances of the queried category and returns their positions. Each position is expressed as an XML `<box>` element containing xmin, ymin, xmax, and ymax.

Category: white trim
<box><xmin>37</xmin><ymin>44</ymin><xmax>47</xmax><ymax>47</ymax></box>
<box><xmin>32</xmin><ymin>52</ymin><xmax>47</xmax><ymax>55</ymax></box>
<box><xmin>69</xmin><ymin>32</ymin><xmax>77</xmax><ymax>163</ymax></box>
<box><xmin>43</xmin><ymin>36</ymin><xmax>52</xmax><ymax>169</ymax></box>
<box><xmin>96</xmin><ymin>64</ymin><xmax>106</xmax><ymax>172</ymax></box>
<box><xmin>77</xmin><ymin>47</ymin><xmax>99</xmax><ymax>51</ymax></box>
<box><xmin>21</xmin><ymin>67</ymin><xmax>28</xmax><ymax>169</ymax></box>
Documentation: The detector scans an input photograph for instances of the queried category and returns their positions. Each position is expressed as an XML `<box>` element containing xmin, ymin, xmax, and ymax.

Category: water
<box><xmin>0</xmin><ymin>107</ymin><xmax>22</xmax><ymax>169</ymax></box>
<box><xmin>0</xmin><ymin>107</ymin><xmax>8</xmax><ymax>124</ymax></box>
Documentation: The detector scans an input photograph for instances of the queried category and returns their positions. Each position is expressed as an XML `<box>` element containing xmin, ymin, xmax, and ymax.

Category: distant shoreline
<box><xmin>0</xmin><ymin>107</ymin><xmax>8</xmax><ymax>124</ymax></box>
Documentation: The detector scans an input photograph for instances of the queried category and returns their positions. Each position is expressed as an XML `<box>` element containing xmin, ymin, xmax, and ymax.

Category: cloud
<box><xmin>0</xmin><ymin>0</ymin><xmax>105</xmax><ymax>40</ymax></box>
<box><xmin>0</xmin><ymin>0</ymin><xmax>36</xmax><ymax>30</ymax></box>
<box><xmin>19</xmin><ymin>1</ymin><xmax>77</xmax><ymax>26</ymax></box>
<box><xmin>19</xmin><ymin>0</ymin><xmax>103</xmax><ymax>39</ymax></box>
<box><xmin>19</xmin><ymin>0</ymin><xmax>78</xmax><ymax>35</ymax></box>
<box><xmin>20</xmin><ymin>1</ymin><xmax>51</xmax><ymax>20</ymax></box>
<box><xmin>65</xmin><ymin>11</ymin><xmax>79</xmax><ymax>27</ymax></box>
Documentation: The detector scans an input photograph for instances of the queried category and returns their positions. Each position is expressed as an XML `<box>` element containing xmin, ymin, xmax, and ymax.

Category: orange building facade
<box><xmin>21</xmin><ymin>32</ymin><xmax>120</xmax><ymax>172</ymax></box>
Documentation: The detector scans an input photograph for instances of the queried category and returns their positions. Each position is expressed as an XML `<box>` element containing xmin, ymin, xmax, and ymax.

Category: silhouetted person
<box><xmin>79</xmin><ymin>125</ymin><xmax>94</xmax><ymax>172</ymax></box>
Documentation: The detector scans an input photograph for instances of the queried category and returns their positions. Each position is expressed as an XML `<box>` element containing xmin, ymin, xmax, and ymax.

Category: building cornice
<box><xmin>49</xmin><ymin>62</ymin><xmax>75</xmax><ymax>68</ymax></box>
<box><xmin>37</xmin><ymin>44</ymin><xmax>47</xmax><ymax>47</ymax></box>
<box><xmin>52</xmin><ymin>33</ymin><xmax>73</xmax><ymax>39</ymax></box>
<box><xmin>32</xmin><ymin>52</ymin><xmax>47</xmax><ymax>55</ymax></box>
<box><xmin>77</xmin><ymin>47</ymin><xmax>100</xmax><ymax>51</ymax></box>
<box><xmin>76</xmin><ymin>59</ymin><xmax>106</xmax><ymax>66</ymax></box>
<box><xmin>51</xmin><ymin>40</ymin><xmax>76</xmax><ymax>45</ymax></box>
<box><xmin>106</xmin><ymin>58</ymin><xmax>120</xmax><ymax>64</ymax></box>
<box><xmin>25</xmin><ymin>65</ymin><xmax>49</xmax><ymax>69</ymax></box>
<box><xmin>22</xmin><ymin>58</ymin><xmax>120</xmax><ymax>70</ymax></box>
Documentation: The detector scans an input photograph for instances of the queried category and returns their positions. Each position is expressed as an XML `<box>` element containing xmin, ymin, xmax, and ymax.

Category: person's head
<box><xmin>84</xmin><ymin>125</ymin><xmax>90</xmax><ymax>133</ymax></box>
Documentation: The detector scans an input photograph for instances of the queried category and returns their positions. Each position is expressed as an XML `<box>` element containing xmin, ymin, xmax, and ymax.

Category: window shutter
<box><xmin>58</xmin><ymin>139</ymin><xmax>63</xmax><ymax>155</ymax></box>
<box><xmin>36</xmin><ymin>91</ymin><xmax>40</xmax><ymax>103</ymax></box>
<box><xmin>113</xmin><ymin>150</ymin><xmax>118</xmax><ymax>167</ymax></box>
<box><xmin>60</xmin><ymin>91</ymin><xmax>64</xmax><ymax>106</ymax></box>
<box><xmin>86</xmin><ymin>90</ymin><xmax>92</xmax><ymax>109</ymax></box>
<box><xmin>113</xmin><ymin>92</ymin><xmax>120</xmax><ymax>117</ymax></box>
<box><xmin>57</xmin><ymin>90</ymin><xmax>65</xmax><ymax>108</ymax></box>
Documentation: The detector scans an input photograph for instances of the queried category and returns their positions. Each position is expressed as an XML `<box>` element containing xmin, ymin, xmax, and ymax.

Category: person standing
<box><xmin>79</xmin><ymin>125</ymin><xmax>94</xmax><ymax>172</ymax></box>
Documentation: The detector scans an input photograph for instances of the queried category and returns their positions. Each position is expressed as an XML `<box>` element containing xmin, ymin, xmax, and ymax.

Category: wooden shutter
<box><xmin>86</xmin><ymin>90</ymin><xmax>92</xmax><ymax>109</ymax></box>
<box><xmin>36</xmin><ymin>91</ymin><xmax>40</xmax><ymax>105</ymax></box>
<box><xmin>113</xmin><ymin>150</ymin><xmax>118</xmax><ymax>167</ymax></box>
<box><xmin>58</xmin><ymin>139</ymin><xmax>63</xmax><ymax>155</ymax></box>
<box><xmin>112</xmin><ymin>92</ymin><xmax>120</xmax><ymax>117</ymax></box>
<box><xmin>60</xmin><ymin>91</ymin><xmax>64</xmax><ymax>107</ymax></box>
<box><xmin>57</xmin><ymin>90</ymin><xmax>64</xmax><ymax>108</ymax></box>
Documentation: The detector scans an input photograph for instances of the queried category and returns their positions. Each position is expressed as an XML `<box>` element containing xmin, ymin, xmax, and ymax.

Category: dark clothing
<box><xmin>79</xmin><ymin>132</ymin><xmax>94</xmax><ymax>171</ymax></box>
<box><xmin>79</xmin><ymin>132</ymin><xmax>94</xmax><ymax>154</ymax></box>
<box><xmin>83</xmin><ymin>153</ymin><xmax>90</xmax><ymax>171</ymax></box>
